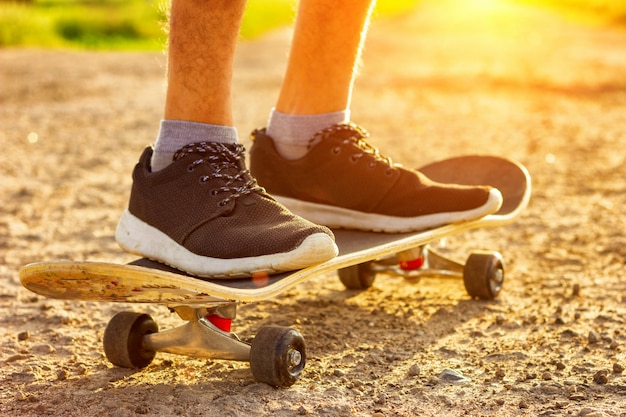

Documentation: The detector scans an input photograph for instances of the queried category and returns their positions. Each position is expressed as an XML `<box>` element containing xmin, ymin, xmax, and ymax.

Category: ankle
<box><xmin>151</xmin><ymin>120</ymin><xmax>238</xmax><ymax>171</ymax></box>
<box><xmin>266</xmin><ymin>109</ymin><xmax>349</xmax><ymax>160</ymax></box>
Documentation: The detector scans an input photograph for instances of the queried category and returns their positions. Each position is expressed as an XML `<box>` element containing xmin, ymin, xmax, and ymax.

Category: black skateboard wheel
<box><xmin>250</xmin><ymin>326</ymin><xmax>306</xmax><ymax>388</ymax></box>
<box><xmin>337</xmin><ymin>262</ymin><xmax>376</xmax><ymax>290</ymax></box>
<box><xmin>103</xmin><ymin>311</ymin><xmax>158</xmax><ymax>369</ymax></box>
<box><xmin>463</xmin><ymin>251</ymin><xmax>504</xmax><ymax>300</ymax></box>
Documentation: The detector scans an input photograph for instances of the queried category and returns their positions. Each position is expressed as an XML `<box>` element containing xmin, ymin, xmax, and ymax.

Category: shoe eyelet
<box><xmin>368</xmin><ymin>162</ymin><xmax>377</xmax><ymax>169</ymax></box>
<box><xmin>385</xmin><ymin>168</ymin><xmax>394</xmax><ymax>176</ymax></box>
<box><xmin>332</xmin><ymin>146</ymin><xmax>341</xmax><ymax>155</ymax></box>
<box><xmin>350</xmin><ymin>154</ymin><xmax>361</xmax><ymax>163</ymax></box>
<box><xmin>218</xmin><ymin>200</ymin><xmax>228</xmax><ymax>207</ymax></box>
<box><xmin>187</xmin><ymin>165</ymin><xmax>195</xmax><ymax>172</ymax></box>
<box><xmin>211</xmin><ymin>189</ymin><xmax>219</xmax><ymax>196</ymax></box>
<box><xmin>198</xmin><ymin>175</ymin><xmax>209</xmax><ymax>183</ymax></box>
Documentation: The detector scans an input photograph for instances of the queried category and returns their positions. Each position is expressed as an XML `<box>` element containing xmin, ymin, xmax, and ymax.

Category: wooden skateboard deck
<box><xmin>20</xmin><ymin>155</ymin><xmax>530</xmax><ymax>305</ymax></box>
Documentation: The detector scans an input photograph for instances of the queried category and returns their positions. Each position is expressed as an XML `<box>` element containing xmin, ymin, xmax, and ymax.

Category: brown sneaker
<box><xmin>249</xmin><ymin>123</ymin><xmax>502</xmax><ymax>233</ymax></box>
<box><xmin>116</xmin><ymin>143</ymin><xmax>338</xmax><ymax>278</ymax></box>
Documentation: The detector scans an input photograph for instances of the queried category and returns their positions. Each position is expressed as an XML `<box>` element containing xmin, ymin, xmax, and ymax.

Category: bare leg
<box><xmin>151</xmin><ymin>0</ymin><xmax>246</xmax><ymax>171</ymax></box>
<box><xmin>267</xmin><ymin>0</ymin><xmax>375</xmax><ymax>159</ymax></box>
<box><xmin>276</xmin><ymin>0</ymin><xmax>375</xmax><ymax>114</ymax></box>
<box><xmin>165</xmin><ymin>0</ymin><xmax>246</xmax><ymax>126</ymax></box>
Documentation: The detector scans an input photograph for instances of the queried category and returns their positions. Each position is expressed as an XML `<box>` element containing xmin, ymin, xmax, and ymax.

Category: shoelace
<box><xmin>173</xmin><ymin>142</ymin><xmax>265</xmax><ymax>207</ymax></box>
<box><xmin>308</xmin><ymin>123</ymin><xmax>397</xmax><ymax>168</ymax></box>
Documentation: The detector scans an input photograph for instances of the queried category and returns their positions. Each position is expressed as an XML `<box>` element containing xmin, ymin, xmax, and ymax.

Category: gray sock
<box><xmin>151</xmin><ymin>120</ymin><xmax>238</xmax><ymax>171</ymax></box>
<box><xmin>266</xmin><ymin>109</ymin><xmax>349</xmax><ymax>160</ymax></box>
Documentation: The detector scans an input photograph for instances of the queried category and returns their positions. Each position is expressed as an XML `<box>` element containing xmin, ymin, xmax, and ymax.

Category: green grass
<box><xmin>0</xmin><ymin>0</ymin><xmax>422</xmax><ymax>50</ymax></box>
<box><xmin>2</xmin><ymin>0</ymin><xmax>625</xmax><ymax>50</ymax></box>
<box><xmin>0</xmin><ymin>0</ymin><xmax>168</xmax><ymax>49</ymax></box>
<box><xmin>241</xmin><ymin>0</ymin><xmax>422</xmax><ymax>38</ymax></box>
<box><xmin>240</xmin><ymin>0</ymin><xmax>296</xmax><ymax>40</ymax></box>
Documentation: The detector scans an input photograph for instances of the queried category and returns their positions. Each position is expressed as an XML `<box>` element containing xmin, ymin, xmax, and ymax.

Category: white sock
<box><xmin>151</xmin><ymin>120</ymin><xmax>238</xmax><ymax>171</ymax></box>
<box><xmin>266</xmin><ymin>109</ymin><xmax>350</xmax><ymax>160</ymax></box>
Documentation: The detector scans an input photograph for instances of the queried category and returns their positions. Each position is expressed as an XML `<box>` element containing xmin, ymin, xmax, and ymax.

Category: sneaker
<box><xmin>116</xmin><ymin>142</ymin><xmax>338</xmax><ymax>278</ymax></box>
<box><xmin>249</xmin><ymin>123</ymin><xmax>503</xmax><ymax>233</ymax></box>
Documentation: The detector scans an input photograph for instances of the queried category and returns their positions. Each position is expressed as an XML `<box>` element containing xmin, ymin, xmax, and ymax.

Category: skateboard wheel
<box><xmin>103</xmin><ymin>312</ymin><xmax>158</xmax><ymax>369</ymax></box>
<box><xmin>463</xmin><ymin>251</ymin><xmax>504</xmax><ymax>300</ymax></box>
<box><xmin>337</xmin><ymin>262</ymin><xmax>376</xmax><ymax>290</ymax></box>
<box><xmin>250</xmin><ymin>326</ymin><xmax>306</xmax><ymax>388</ymax></box>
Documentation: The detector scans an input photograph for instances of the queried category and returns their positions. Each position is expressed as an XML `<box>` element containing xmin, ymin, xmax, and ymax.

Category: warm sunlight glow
<box><xmin>440</xmin><ymin>0</ymin><xmax>516</xmax><ymax>18</ymax></box>
<box><xmin>464</xmin><ymin>0</ymin><xmax>505</xmax><ymax>11</ymax></box>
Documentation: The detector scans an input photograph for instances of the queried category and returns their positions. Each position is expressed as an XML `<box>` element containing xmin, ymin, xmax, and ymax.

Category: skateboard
<box><xmin>20</xmin><ymin>155</ymin><xmax>530</xmax><ymax>388</ymax></box>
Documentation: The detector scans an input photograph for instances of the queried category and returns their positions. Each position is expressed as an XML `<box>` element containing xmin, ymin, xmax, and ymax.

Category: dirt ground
<box><xmin>2</xmin><ymin>1</ymin><xmax>626</xmax><ymax>416</ymax></box>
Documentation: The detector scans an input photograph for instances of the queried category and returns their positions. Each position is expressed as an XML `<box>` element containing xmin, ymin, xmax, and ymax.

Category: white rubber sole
<box><xmin>115</xmin><ymin>210</ymin><xmax>338</xmax><ymax>278</ymax></box>
<box><xmin>274</xmin><ymin>188</ymin><xmax>504</xmax><ymax>233</ymax></box>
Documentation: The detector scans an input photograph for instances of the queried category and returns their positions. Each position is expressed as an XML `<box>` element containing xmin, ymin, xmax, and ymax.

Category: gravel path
<box><xmin>2</xmin><ymin>1</ymin><xmax>626</xmax><ymax>416</ymax></box>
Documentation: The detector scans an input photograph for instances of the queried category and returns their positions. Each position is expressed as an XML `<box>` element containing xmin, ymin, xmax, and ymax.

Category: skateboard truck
<box><xmin>140</xmin><ymin>304</ymin><xmax>249</xmax><ymax>361</ymax></box>
<box><xmin>338</xmin><ymin>244</ymin><xmax>505</xmax><ymax>300</ymax></box>
<box><xmin>102</xmin><ymin>303</ymin><xmax>306</xmax><ymax>388</ymax></box>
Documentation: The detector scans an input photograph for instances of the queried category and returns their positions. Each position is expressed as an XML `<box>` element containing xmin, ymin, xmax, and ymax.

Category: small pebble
<box><xmin>17</xmin><ymin>331</ymin><xmax>29</xmax><ymax>341</ymax></box>
<box><xmin>540</xmin><ymin>384</ymin><xmax>561</xmax><ymax>395</ymax></box>
<box><xmin>74</xmin><ymin>364</ymin><xmax>88</xmax><ymax>375</ymax></box>
<box><xmin>592</xmin><ymin>370</ymin><xmax>608</xmax><ymax>385</ymax></box>
<box><xmin>56</xmin><ymin>369</ymin><xmax>68</xmax><ymax>381</ymax></box>
<box><xmin>588</xmin><ymin>331</ymin><xmax>600</xmax><ymax>344</ymax></box>
<box><xmin>374</xmin><ymin>393</ymin><xmax>387</xmax><ymax>405</ymax></box>
<box><xmin>525</xmin><ymin>371</ymin><xmax>537</xmax><ymax>380</ymax></box>
<box><xmin>578</xmin><ymin>408</ymin><xmax>606</xmax><ymax>417</ymax></box>
<box><xmin>438</xmin><ymin>369</ymin><xmax>470</xmax><ymax>384</ymax></box>
<box><xmin>407</xmin><ymin>364</ymin><xmax>420</xmax><ymax>377</ymax></box>
<box><xmin>613</xmin><ymin>363</ymin><xmax>624</xmax><ymax>374</ymax></box>
<box><xmin>554</xmin><ymin>401</ymin><xmax>568</xmax><ymax>409</ymax></box>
